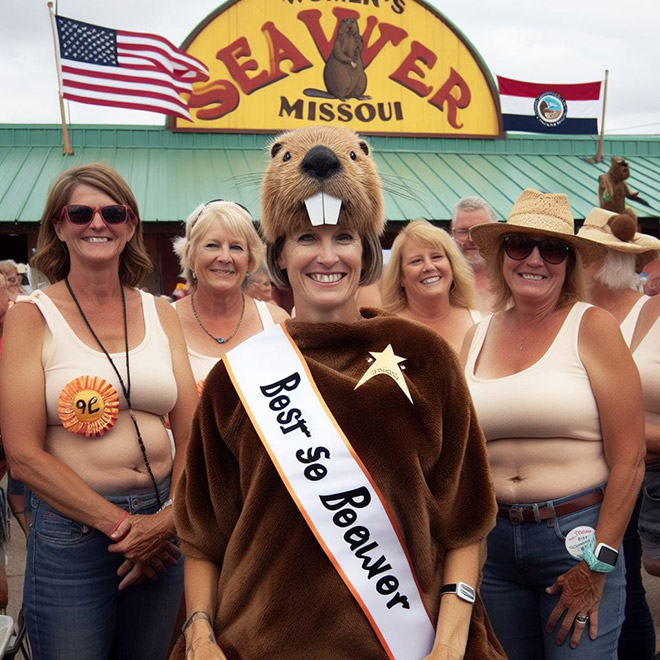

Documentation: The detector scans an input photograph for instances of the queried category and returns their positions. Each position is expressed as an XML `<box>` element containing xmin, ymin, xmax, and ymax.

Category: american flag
<box><xmin>55</xmin><ymin>15</ymin><xmax>209</xmax><ymax>121</ymax></box>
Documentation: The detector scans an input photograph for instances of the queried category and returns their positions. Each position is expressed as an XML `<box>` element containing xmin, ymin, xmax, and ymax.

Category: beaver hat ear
<box><xmin>359</xmin><ymin>141</ymin><xmax>369</xmax><ymax>156</ymax></box>
<box><xmin>271</xmin><ymin>142</ymin><xmax>283</xmax><ymax>158</ymax></box>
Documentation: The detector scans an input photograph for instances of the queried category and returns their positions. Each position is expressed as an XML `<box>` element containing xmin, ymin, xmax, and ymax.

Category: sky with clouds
<box><xmin>1</xmin><ymin>0</ymin><xmax>657</xmax><ymax>134</ymax></box>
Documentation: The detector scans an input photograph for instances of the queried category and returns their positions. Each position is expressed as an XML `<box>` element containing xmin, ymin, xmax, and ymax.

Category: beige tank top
<box><xmin>465</xmin><ymin>302</ymin><xmax>601</xmax><ymax>442</ymax></box>
<box><xmin>20</xmin><ymin>289</ymin><xmax>178</xmax><ymax>426</ymax></box>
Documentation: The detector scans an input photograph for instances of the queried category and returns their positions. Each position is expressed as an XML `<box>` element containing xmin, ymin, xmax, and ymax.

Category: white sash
<box><xmin>223</xmin><ymin>323</ymin><xmax>435</xmax><ymax>660</ymax></box>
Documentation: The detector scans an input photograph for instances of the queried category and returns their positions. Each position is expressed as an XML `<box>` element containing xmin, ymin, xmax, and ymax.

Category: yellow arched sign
<box><xmin>170</xmin><ymin>0</ymin><xmax>502</xmax><ymax>137</ymax></box>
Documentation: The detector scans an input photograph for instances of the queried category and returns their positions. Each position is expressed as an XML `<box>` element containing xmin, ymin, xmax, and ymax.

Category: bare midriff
<box><xmin>45</xmin><ymin>409</ymin><xmax>173</xmax><ymax>495</ymax></box>
<box><xmin>488</xmin><ymin>437</ymin><xmax>609</xmax><ymax>504</ymax></box>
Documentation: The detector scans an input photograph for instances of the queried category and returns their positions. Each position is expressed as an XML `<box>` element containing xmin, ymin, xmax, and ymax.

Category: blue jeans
<box><xmin>24</xmin><ymin>482</ymin><xmax>183</xmax><ymax>660</ymax></box>
<box><xmin>482</xmin><ymin>486</ymin><xmax>626</xmax><ymax>660</ymax></box>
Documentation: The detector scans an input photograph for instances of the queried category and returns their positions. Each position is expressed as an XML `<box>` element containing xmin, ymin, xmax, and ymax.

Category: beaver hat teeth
<box><xmin>261</xmin><ymin>125</ymin><xmax>385</xmax><ymax>242</ymax></box>
<box><xmin>304</xmin><ymin>191</ymin><xmax>342</xmax><ymax>226</ymax></box>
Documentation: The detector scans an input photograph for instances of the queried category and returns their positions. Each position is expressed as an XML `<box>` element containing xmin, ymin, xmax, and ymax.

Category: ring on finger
<box><xmin>575</xmin><ymin>615</ymin><xmax>589</xmax><ymax>625</ymax></box>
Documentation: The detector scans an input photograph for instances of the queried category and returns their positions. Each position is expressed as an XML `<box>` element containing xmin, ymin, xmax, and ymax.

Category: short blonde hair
<box><xmin>0</xmin><ymin>260</ymin><xmax>19</xmax><ymax>280</ymax></box>
<box><xmin>487</xmin><ymin>239</ymin><xmax>586</xmax><ymax>311</ymax></box>
<box><xmin>382</xmin><ymin>220</ymin><xmax>478</xmax><ymax>312</ymax></box>
<box><xmin>175</xmin><ymin>201</ymin><xmax>264</xmax><ymax>291</ymax></box>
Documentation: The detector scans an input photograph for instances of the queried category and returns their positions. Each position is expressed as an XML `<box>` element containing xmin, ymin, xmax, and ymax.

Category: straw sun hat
<box><xmin>470</xmin><ymin>189</ymin><xmax>606</xmax><ymax>266</ymax></box>
<box><xmin>577</xmin><ymin>207</ymin><xmax>660</xmax><ymax>268</ymax></box>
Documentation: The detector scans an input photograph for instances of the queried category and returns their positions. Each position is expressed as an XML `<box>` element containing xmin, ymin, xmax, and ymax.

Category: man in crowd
<box><xmin>451</xmin><ymin>196</ymin><xmax>497</xmax><ymax>312</ymax></box>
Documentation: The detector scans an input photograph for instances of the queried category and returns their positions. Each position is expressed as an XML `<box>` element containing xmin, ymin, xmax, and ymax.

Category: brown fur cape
<box><xmin>171</xmin><ymin>310</ymin><xmax>505</xmax><ymax>659</ymax></box>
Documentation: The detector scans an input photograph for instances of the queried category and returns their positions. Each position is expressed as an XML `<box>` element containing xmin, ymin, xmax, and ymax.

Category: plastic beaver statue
<box><xmin>261</xmin><ymin>125</ymin><xmax>384</xmax><ymax>243</ymax></box>
<box><xmin>598</xmin><ymin>156</ymin><xmax>647</xmax><ymax>214</ymax></box>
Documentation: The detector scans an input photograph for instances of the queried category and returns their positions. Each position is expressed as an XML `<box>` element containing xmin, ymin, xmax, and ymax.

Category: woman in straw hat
<box><xmin>577</xmin><ymin>207</ymin><xmax>660</xmax><ymax>660</ymax></box>
<box><xmin>171</xmin><ymin>126</ymin><xmax>505</xmax><ymax>660</ymax></box>
<box><xmin>461</xmin><ymin>189</ymin><xmax>646</xmax><ymax>659</ymax></box>
<box><xmin>381</xmin><ymin>220</ymin><xmax>480</xmax><ymax>353</ymax></box>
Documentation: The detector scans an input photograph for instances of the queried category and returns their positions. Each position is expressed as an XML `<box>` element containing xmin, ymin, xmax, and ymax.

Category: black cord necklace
<box><xmin>65</xmin><ymin>277</ymin><xmax>162</xmax><ymax>507</ymax></box>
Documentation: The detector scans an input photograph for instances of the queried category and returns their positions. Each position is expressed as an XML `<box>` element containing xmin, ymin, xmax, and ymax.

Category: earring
<box><xmin>191</xmin><ymin>270</ymin><xmax>197</xmax><ymax>283</ymax></box>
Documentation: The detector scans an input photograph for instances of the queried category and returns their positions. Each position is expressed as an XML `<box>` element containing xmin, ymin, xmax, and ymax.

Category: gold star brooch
<box><xmin>354</xmin><ymin>344</ymin><xmax>413</xmax><ymax>403</ymax></box>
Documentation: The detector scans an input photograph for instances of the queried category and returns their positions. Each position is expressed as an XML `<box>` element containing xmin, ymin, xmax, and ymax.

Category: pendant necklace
<box><xmin>65</xmin><ymin>277</ymin><xmax>162</xmax><ymax>507</ymax></box>
<box><xmin>191</xmin><ymin>291</ymin><xmax>246</xmax><ymax>345</ymax></box>
<box><xmin>514</xmin><ymin>311</ymin><xmax>550</xmax><ymax>351</ymax></box>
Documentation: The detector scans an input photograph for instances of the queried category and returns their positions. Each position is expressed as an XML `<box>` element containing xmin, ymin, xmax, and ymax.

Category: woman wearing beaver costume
<box><xmin>0</xmin><ymin>163</ymin><xmax>198</xmax><ymax>659</ymax></box>
<box><xmin>172</xmin><ymin>126</ymin><xmax>504</xmax><ymax>660</ymax></box>
<box><xmin>462</xmin><ymin>190</ymin><xmax>646</xmax><ymax>659</ymax></box>
<box><xmin>173</xmin><ymin>200</ymin><xmax>288</xmax><ymax>391</ymax></box>
<box><xmin>576</xmin><ymin>207</ymin><xmax>660</xmax><ymax>660</ymax></box>
<box><xmin>381</xmin><ymin>220</ymin><xmax>480</xmax><ymax>353</ymax></box>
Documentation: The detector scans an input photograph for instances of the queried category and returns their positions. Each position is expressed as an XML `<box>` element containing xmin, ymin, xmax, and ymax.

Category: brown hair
<box><xmin>487</xmin><ymin>239</ymin><xmax>586</xmax><ymax>311</ymax></box>
<box><xmin>32</xmin><ymin>163</ymin><xmax>152</xmax><ymax>286</ymax></box>
<box><xmin>266</xmin><ymin>231</ymin><xmax>382</xmax><ymax>291</ymax></box>
<box><xmin>381</xmin><ymin>220</ymin><xmax>478</xmax><ymax>312</ymax></box>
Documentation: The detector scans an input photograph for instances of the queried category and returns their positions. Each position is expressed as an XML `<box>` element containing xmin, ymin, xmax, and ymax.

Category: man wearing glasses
<box><xmin>451</xmin><ymin>196</ymin><xmax>497</xmax><ymax>312</ymax></box>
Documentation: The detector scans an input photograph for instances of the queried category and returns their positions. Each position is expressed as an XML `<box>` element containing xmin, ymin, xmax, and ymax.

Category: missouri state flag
<box><xmin>497</xmin><ymin>76</ymin><xmax>603</xmax><ymax>134</ymax></box>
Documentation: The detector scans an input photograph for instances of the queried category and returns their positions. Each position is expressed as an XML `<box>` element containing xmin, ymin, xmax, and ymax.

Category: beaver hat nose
<box><xmin>300</xmin><ymin>145</ymin><xmax>342</xmax><ymax>181</ymax></box>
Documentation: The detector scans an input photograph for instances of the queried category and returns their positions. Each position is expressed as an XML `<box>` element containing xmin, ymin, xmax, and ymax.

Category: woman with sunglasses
<box><xmin>173</xmin><ymin>200</ymin><xmax>289</xmax><ymax>391</ymax></box>
<box><xmin>0</xmin><ymin>162</ymin><xmax>198</xmax><ymax>660</ymax></box>
<box><xmin>381</xmin><ymin>220</ymin><xmax>480</xmax><ymax>353</ymax></box>
<box><xmin>460</xmin><ymin>189</ymin><xmax>645</xmax><ymax>659</ymax></box>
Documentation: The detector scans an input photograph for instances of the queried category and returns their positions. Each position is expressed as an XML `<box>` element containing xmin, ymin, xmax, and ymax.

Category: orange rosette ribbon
<box><xmin>58</xmin><ymin>376</ymin><xmax>120</xmax><ymax>437</ymax></box>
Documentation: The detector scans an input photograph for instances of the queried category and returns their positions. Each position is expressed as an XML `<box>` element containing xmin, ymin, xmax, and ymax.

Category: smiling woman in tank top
<box><xmin>172</xmin><ymin>200</ymin><xmax>289</xmax><ymax>392</ymax></box>
<box><xmin>460</xmin><ymin>190</ymin><xmax>646</xmax><ymax>660</ymax></box>
<box><xmin>0</xmin><ymin>163</ymin><xmax>199</xmax><ymax>660</ymax></box>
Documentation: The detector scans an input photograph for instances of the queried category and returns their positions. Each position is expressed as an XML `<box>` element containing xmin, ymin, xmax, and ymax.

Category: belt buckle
<box><xmin>509</xmin><ymin>506</ymin><xmax>525</xmax><ymax>525</ymax></box>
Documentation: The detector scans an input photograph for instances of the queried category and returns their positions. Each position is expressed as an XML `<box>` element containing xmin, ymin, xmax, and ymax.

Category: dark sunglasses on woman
<box><xmin>504</xmin><ymin>234</ymin><xmax>570</xmax><ymax>265</ymax></box>
<box><xmin>59</xmin><ymin>204</ymin><xmax>133</xmax><ymax>225</ymax></box>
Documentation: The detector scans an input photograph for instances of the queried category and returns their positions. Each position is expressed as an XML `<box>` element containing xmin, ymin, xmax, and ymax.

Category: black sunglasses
<box><xmin>192</xmin><ymin>198</ymin><xmax>252</xmax><ymax>227</ymax></box>
<box><xmin>504</xmin><ymin>234</ymin><xmax>571</xmax><ymax>265</ymax></box>
<box><xmin>60</xmin><ymin>204</ymin><xmax>133</xmax><ymax>225</ymax></box>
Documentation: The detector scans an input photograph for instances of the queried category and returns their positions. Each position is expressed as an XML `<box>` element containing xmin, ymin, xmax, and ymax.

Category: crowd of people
<box><xmin>0</xmin><ymin>125</ymin><xmax>659</xmax><ymax>660</ymax></box>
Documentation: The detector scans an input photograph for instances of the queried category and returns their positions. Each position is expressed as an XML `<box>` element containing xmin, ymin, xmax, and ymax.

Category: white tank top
<box><xmin>21</xmin><ymin>289</ymin><xmax>178</xmax><ymax>426</ymax></box>
<box><xmin>175</xmin><ymin>297</ymin><xmax>276</xmax><ymax>384</ymax></box>
<box><xmin>465</xmin><ymin>302</ymin><xmax>601</xmax><ymax>442</ymax></box>
<box><xmin>620</xmin><ymin>295</ymin><xmax>649</xmax><ymax>346</ymax></box>
<box><xmin>632</xmin><ymin>305</ymin><xmax>660</xmax><ymax>432</ymax></box>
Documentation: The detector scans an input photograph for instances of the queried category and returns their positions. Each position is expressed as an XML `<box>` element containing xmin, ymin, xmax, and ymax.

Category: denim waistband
<box><xmin>497</xmin><ymin>482</ymin><xmax>606</xmax><ymax>510</ymax></box>
<box><xmin>101</xmin><ymin>475</ymin><xmax>171</xmax><ymax>514</ymax></box>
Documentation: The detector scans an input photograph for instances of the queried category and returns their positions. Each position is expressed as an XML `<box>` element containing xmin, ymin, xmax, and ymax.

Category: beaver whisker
<box><xmin>226</xmin><ymin>173</ymin><xmax>267</xmax><ymax>188</ymax></box>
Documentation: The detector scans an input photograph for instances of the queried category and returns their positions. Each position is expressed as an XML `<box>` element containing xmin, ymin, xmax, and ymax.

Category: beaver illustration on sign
<box><xmin>304</xmin><ymin>19</ymin><xmax>370</xmax><ymax>101</ymax></box>
<box><xmin>261</xmin><ymin>125</ymin><xmax>384</xmax><ymax>243</ymax></box>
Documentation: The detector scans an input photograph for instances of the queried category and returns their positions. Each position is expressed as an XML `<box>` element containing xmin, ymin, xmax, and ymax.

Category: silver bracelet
<box><xmin>182</xmin><ymin>611</ymin><xmax>212</xmax><ymax>634</ymax></box>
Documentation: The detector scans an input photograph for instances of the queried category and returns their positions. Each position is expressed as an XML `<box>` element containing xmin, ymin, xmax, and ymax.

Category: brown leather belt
<box><xmin>497</xmin><ymin>488</ymin><xmax>604</xmax><ymax>525</ymax></box>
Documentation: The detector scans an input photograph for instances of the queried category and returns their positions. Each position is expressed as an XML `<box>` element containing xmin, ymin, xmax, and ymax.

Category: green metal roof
<box><xmin>1</xmin><ymin>125</ymin><xmax>659</xmax><ymax>225</ymax></box>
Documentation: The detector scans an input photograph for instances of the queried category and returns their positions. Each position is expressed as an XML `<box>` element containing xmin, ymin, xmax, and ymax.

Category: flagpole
<box><xmin>47</xmin><ymin>1</ymin><xmax>73</xmax><ymax>155</ymax></box>
<box><xmin>593</xmin><ymin>69</ymin><xmax>608</xmax><ymax>164</ymax></box>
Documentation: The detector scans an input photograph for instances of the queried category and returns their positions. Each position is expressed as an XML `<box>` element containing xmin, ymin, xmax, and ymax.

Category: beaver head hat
<box><xmin>470</xmin><ymin>189</ymin><xmax>606</xmax><ymax>265</ymax></box>
<box><xmin>260</xmin><ymin>125</ymin><xmax>385</xmax><ymax>243</ymax></box>
<box><xmin>577</xmin><ymin>207</ymin><xmax>660</xmax><ymax>267</ymax></box>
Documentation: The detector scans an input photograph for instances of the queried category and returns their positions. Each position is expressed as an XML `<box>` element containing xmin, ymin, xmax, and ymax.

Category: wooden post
<box><xmin>47</xmin><ymin>1</ymin><xmax>74</xmax><ymax>155</ymax></box>
<box><xmin>593</xmin><ymin>70</ymin><xmax>608</xmax><ymax>164</ymax></box>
